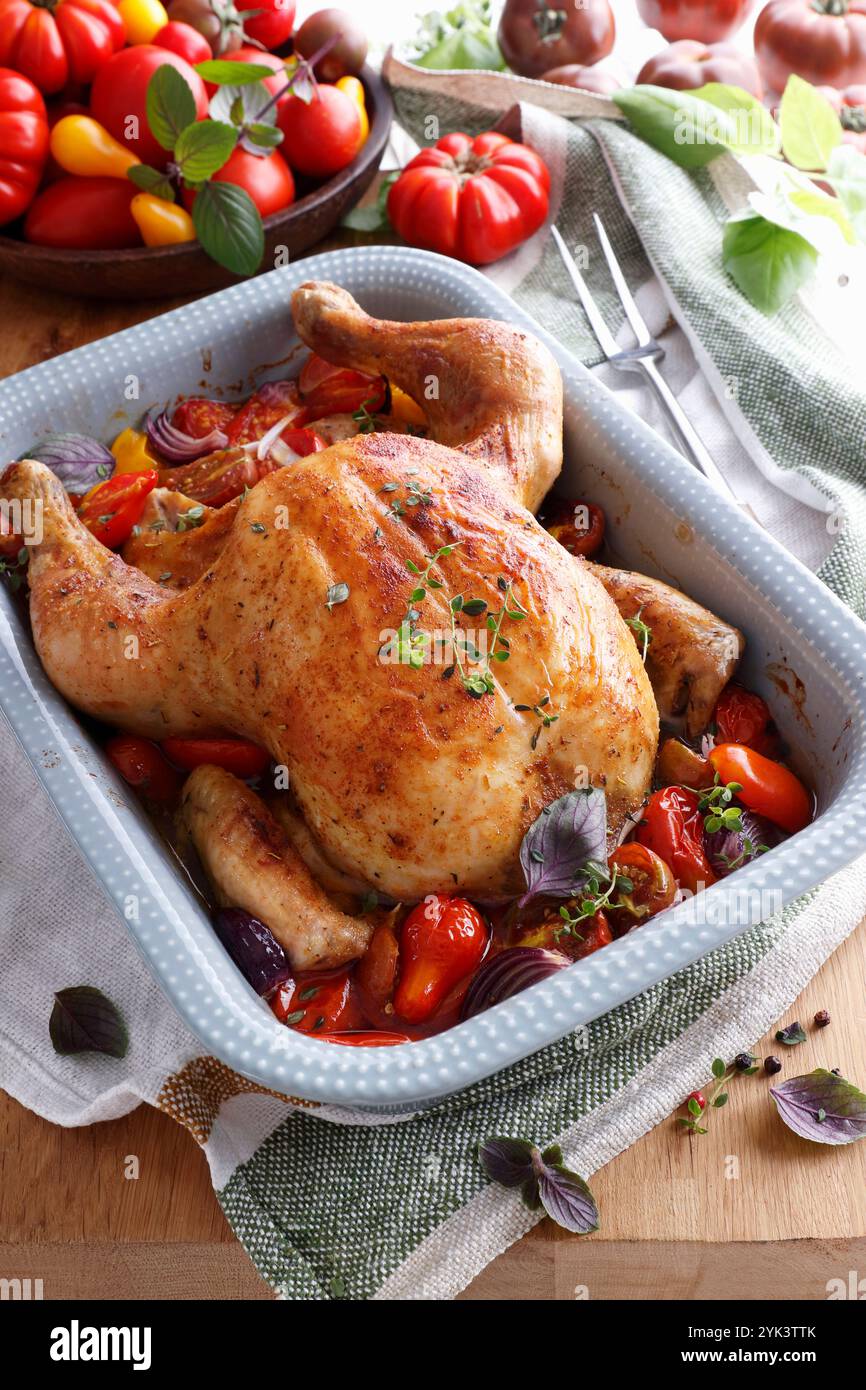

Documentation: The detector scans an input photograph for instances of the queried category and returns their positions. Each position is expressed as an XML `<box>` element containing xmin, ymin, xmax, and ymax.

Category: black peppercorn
<box><xmin>734</xmin><ymin>1051</ymin><xmax>756</xmax><ymax>1072</ymax></box>
<box><xmin>764</xmin><ymin>1055</ymin><xmax>782</xmax><ymax>1075</ymax></box>
<box><xmin>814</xmin><ymin>1009</ymin><xmax>831</xmax><ymax>1028</ymax></box>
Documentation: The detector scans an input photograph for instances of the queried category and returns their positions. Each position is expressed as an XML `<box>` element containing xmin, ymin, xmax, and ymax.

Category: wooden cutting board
<box><xmin>1</xmin><ymin>263</ymin><xmax>864</xmax><ymax>1302</ymax></box>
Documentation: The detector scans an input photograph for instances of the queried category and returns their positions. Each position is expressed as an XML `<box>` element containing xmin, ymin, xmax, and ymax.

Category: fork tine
<box><xmin>592</xmin><ymin>214</ymin><xmax>653</xmax><ymax>348</ymax></box>
<box><xmin>550</xmin><ymin>225</ymin><xmax>620</xmax><ymax>360</ymax></box>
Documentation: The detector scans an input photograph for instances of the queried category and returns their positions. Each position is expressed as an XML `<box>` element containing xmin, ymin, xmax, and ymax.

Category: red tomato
<box><xmin>393</xmin><ymin>895</ymin><xmax>488</xmax><ymax>1025</ymax></box>
<box><xmin>635</xmin><ymin>0</ymin><xmax>754</xmax><ymax>43</ymax></box>
<box><xmin>0</xmin><ymin>68</ymin><xmax>48</xmax><ymax>226</ymax></box>
<box><xmin>324</xmin><ymin>1031</ymin><xmax>411</xmax><ymax>1046</ymax></box>
<box><xmin>565</xmin><ymin>908</ymin><xmax>614</xmax><ymax>960</ymax></box>
<box><xmin>90</xmin><ymin>45</ymin><xmax>208</xmax><ymax>167</ymax></box>
<box><xmin>709</xmin><ymin>743</ymin><xmax>812</xmax><ymax>834</ymax></box>
<box><xmin>235</xmin><ymin>0</ymin><xmax>295</xmax><ymax>50</ymax></box>
<box><xmin>0</xmin><ymin>0</ymin><xmax>125</xmax><ymax>95</ymax></box>
<box><xmin>544</xmin><ymin>498</ymin><xmax>606</xmax><ymax>557</ymax></box>
<box><xmin>541</xmin><ymin>64</ymin><xmax>622</xmax><ymax>93</ymax></box>
<box><xmin>755</xmin><ymin>0</ymin><xmax>866</xmax><ymax>93</ymax></box>
<box><xmin>817</xmin><ymin>82</ymin><xmax>866</xmax><ymax>150</ymax></box>
<box><xmin>224</xmin><ymin>380</ymin><xmax>302</xmax><ymax>444</ymax></box>
<box><xmin>153</xmin><ymin>20</ymin><xmax>212</xmax><ymax>66</ymax></box>
<box><xmin>277</xmin><ymin>83</ymin><xmax>363</xmax><ymax>178</ymax></box>
<box><xmin>209</xmin><ymin>146</ymin><xmax>295</xmax><ymax>218</ymax></box>
<box><xmin>636</xmin><ymin>39</ymin><xmax>763</xmax><ymax>98</ymax></box>
<box><xmin>105</xmin><ymin>733</ymin><xmax>181</xmax><ymax>804</ymax></box>
<box><xmin>24</xmin><ymin>175</ymin><xmax>140</xmax><ymax>248</ymax></box>
<box><xmin>203</xmin><ymin>46</ymin><xmax>288</xmax><ymax>102</ymax></box>
<box><xmin>607</xmin><ymin>842</ymin><xmax>677</xmax><ymax>938</ymax></box>
<box><xmin>271</xmin><ymin>967</ymin><xmax>363</xmax><ymax>1034</ymax></box>
<box><xmin>78</xmin><ymin>469</ymin><xmax>158</xmax><ymax>549</ymax></box>
<box><xmin>638</xmin><ymin>786</ymin><xmax>717</xmax><ymax>895</ymax></box>
<box><xmin>714</xmin><ymin>684</ymin><xmax>778</xmax><ymax>756</ymax></box>
<box><xmin>158</xmin><ymin>447</ymin><xmax>275</xmax><ymax>507</ymax></box>
<box><xmin>296</xmin><ymin>353</ymin><xmax>387</xmax><ymax>421</ymax></box>
<box><xmin>160</xmin><ymin>736</ymin><xmax>270</xmax><ymax>777</ymax></box>
<box><xmin>388</xmin><ymin>130</ymin><xmax>551</xmax><ymax>267</ymax></box>
<box><xmin>171</xmin><ymin>397</ymin><xmax>239</xmax><ymax>438</ymax></box>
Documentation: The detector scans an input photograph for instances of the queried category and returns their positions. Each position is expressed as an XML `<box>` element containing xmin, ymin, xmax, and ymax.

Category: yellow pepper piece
<box><xmin>50</xmin><ymin>115</ymin><xmax>139</xmax><ymax>179</ymax></box>
<box><xmin>117</xmin><ymin>0</ymin><xmax>169</xmax><ymax>44</ymax></box>
<box><xmin>390</xmin><ymin>387</ymin><xmax>427</xmax><ymax>428</ymax></box>
<box><xmin>336</xmin><ymin>75</ymin><xmax>369</xmax><ymax>144</ymax></box>
<box><xmin>130</xmin><ymin>193</ymin><xmax>195</xmax><ymax>248</ymax></box>
<box><xmin>111</xmin><ymin>428</ymin><xmax>156</xmax><ymax>474</ymax></box>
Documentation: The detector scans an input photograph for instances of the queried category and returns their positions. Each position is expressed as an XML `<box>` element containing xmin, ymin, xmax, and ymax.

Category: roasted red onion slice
<box><xmin>146</xmin><ymin>408</ymin><xmax>229</xmax><ymax>462</ymax></box>
<box><xmin>461</xmin><ymin>946</ymin><xmax>571</xmax><ymax>1021</ymax></box>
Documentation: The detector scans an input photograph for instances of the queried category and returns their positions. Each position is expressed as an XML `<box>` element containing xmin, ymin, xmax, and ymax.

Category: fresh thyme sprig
<box><xmin>514</xmin><ymin>692</ymin><xmax>560</xmax><ymax>750</ymax></box>
<box><xmin>354</xmin><ymin>397</ymin><xmax>381</xmax><ymax>434</ymax></box>
<box><xmin>379</xmin><ymin>475</ymin><xmax>433</xmax><ymax>520</ymax></box>
<box><xmin>697</xmin><ymin>773</ymin><xmax>744</xmax><ymax>834</ymax></box>
<box><xmin>625</xmin><ymin>605</ymin><xmax>652</xmax><ymax>663</ymax></box>
<box><xmin>382</xmin><ymin>543</ymin><xmax>457</xmax><ymax>668</ymax></box>
<box><xmin>555</xmin><ymin>861</ymin><xmax>633</xmax><ymax>940</ymax></box>
<box><xmin>0</xmin><ymin>545</ymin><xmax>28</xmax><ymax>592</ymax></box>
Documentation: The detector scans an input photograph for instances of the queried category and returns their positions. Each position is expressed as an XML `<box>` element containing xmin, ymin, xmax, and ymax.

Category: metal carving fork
<box><xmin>551</xmin><ymin>220</ymin><xmax>737</xmax><ymax>502</ymax></box>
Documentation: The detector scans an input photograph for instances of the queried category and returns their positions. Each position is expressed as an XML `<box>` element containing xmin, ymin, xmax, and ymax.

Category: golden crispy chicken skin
<box><xmin>2</xmin><ymin>284</ymin><xmax>662</xmax><ymax>921</ymax></box>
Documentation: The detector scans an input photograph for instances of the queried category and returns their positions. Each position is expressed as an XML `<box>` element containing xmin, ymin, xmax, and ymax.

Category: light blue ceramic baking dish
<box><xmin>2</xmin><ymin>246</ymin><xmax>866</xmax><ymax>1110</ymax></box>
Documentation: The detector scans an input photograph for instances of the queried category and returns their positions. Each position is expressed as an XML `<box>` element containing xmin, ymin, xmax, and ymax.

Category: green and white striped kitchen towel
<box><xmin>1</xmin><ymin>58</ymin><xmax>865</xmax><ymax>1301</ymax></box>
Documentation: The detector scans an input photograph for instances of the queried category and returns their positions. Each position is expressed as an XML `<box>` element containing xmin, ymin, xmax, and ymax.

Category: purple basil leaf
<box><xmin>518</xmin><ymin>788</ymin><xmax>607</xmax><ymax>907</ymax></box>
<box><xmin>22</xmin><ymin>433</ymin><xmax>115</xmax><ymax>495</ymax></box>
<box><xmin>770</xmin><ymin>1069</ymin><xmax>866</xmax><ymax>1145</ymax></box>
<box><xmin>536</xmin><ymin>1162</ymin><xmax>600</xmax><ymax>1235</ymax></box>
<box><xmin>478</xmin><ymin>1136</ymin><xmax>535</xmax><ymax>1188</ymax></box>
<box><xmin>49</xmin><ymin>986</ymin><xmax>128</xmax><ymax>1058</ymax></box>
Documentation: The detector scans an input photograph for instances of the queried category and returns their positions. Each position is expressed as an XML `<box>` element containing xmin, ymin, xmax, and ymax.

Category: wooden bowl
<box><xmin>0</xmin><ymin>66</ymin><xmax>393</xmax><ymax>301</ymax></box>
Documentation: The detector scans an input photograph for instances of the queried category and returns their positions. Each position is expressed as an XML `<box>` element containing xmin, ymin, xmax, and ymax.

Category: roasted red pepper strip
<box><xmin>393</xmin><ymin>894</ymin><xmax>488</xmax><ymax>1025</ymax></box>
<box><xmin>160</xmin><ymin>736</ymin><xmax>270</xmax><ymax>778</ymax></box>
<box><xmin>637</xmin><ymin>786</ymin><xmax>716</xmax><ymax>895</ymax></box>
<box><xmin>78</xmin><ymin>469</ymin><xmax>158</xmax><ymax>549</ymax></box>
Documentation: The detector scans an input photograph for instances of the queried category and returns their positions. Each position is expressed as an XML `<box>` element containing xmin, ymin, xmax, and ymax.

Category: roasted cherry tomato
<box><xmin>324</xmin><ymin>1030</ymin><xmax>411</xmax><ymax>1046</ymax></box>
<box><xmin>105</xmin><ymin>733</ymin><xmax>181</xmax><ymax>803</ymax></box>
<box><xmin>78</xmin><ymin>469</ymin><xmax>158</xmax><ymax>548</ymax></box>
<box><xmin>160</xmin><ymin>736</ymin><xmax>270</xmax><ymax>778</ymax></box>
<box><xmin>393</xmin><ymin>895</ymin><xmax>488</xmax><ymax>1025</ymax></box>
<box><xmin>544</xmin><ymin>498</ymin><xmax>605</xmax><ymax>558</ymax></box>
<box><xmin>224</xmin><ymin>380</ymin><xmax>302</xmax><ymax>444</ymax></box>
<box><xmin>171</xmin><ymin>397</ymin><xmax>238</xmax><ymax>438</ymax></box>
<box><xmin>563</xmin><ymin>908</ymin><xmax>614</xmax><ymax>960</ymax></box>
<box><xmin>607</xmin><ymin>842</ymin><xmax>677</xmax><ymax>938</ymax></box>
<box><xmin>0</xmin><ymin>68</ymin><xmax>48</xmax><ymax>227</ymax></box>
<box><xmin>271</xmin><ymin>968</ymin><xmax>363</xmax><ymax>1034</ymax></box>
<box><xmin>635</xmin><ymin>0</ymin><xmax>755</xmax><ymax>43</ymax></box>
<box><xmin>638</xmin><ymin>786</ymin><xmax>716</xmax><ymax>895</ymax></box>
<box><xmin>636</xmin><ymin>39</ymin><xmax>763</xmax><ymax>98</ymax></box>
<box><xmin>90</xmin><ymin>44</ymin><xmax>208</xmax><ymax>166</ymax></box>
<box><xmin>24</xmin><ymin>174</ymin><xmax>140</xmax><ymax>248</ymax></box>
<box><xmin>278</xmin><ymin>83</ymin><xmax>363</xmax><ymax>179</ymax></box>
<box><xmin>714</xmin><ymin>684</ymin><xmax>778</xmax><ymax>756</ymax></box>
<box><xmin>0</xmin><ymin>0</ymin><xmax>126</xmax><ymax>95</ymax></box>
<box><xmin>153</xmin><ymin>18</ymin><xmax>211</xmax><ymax>64</ymax></box>
<box><xmin>755</xmin><ymin>0</ymin><xmax>866</xmax><ymax>93</ymax></box>
<box><xmin>709</xmin><ymin>743</ymin><xmax>811</xmax><ymax>834</ymax></box>
<box><xmin>296</xmin><ymin>353</ymin><xmax>387</xmax><ymax>421</ymax></box>
<box><xmin>158</xmin><ymin>447</ymin><xmax>273</xmax><ymax>507</ymax></box>
<box><xmin>388</xmin><ymin>130</ymin><xmax>550</xmax><ymax>267</ymax></box>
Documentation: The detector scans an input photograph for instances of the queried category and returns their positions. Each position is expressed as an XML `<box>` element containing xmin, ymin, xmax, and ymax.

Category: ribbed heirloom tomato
<box><xmin>0</xmin><ymin>0</ymin><xmax>125</xmax><ymax>94</ymax></box>
<box><xmin>387</xmin><ymin>131</ymin><xmax>551</xmax><ymax>266</ymax></box>
<box><xmin>0</xmin><ymin>68</ymin><xmax>48</xmax><ymax>226</ymax></box>
<box><xmin>635</xmin><ymin>0</ymin><xmax>755</xmax><ymax>43</ymax></box>
<box><xmin>755</xmin><ymin>0</ymin><xmax>866</xmax><ymax>93</ymax></box>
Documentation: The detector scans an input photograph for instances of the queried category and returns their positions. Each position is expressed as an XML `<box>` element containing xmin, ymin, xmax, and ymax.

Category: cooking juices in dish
<box><xmin>0</xmin><ymin>285</ymin><xmax>813</xmax><ymax>1046</ymax></box>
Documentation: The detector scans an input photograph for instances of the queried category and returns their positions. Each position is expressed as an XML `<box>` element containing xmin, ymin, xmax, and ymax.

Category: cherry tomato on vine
<box><xmin>637</xmin><ymin>786</ymin><xmax>716</xmax><ymax>895</ymax></box>
<box><xmin>393</xmin><ymin>895</ymin><xmax>488</xmax><ymax>1024</ymax></box>
<box><xmin>709</xmin><ymin>743</ymin><xmax>812</xmax><ymax>834</ymax></box>
<box><xmin>607</xmin><ymin>842</ymin><xmax>677</xmax><ymax>937</ymax></box>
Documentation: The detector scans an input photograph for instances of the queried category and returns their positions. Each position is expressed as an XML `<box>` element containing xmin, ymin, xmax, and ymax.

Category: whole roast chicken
<box><xmin>1</xmin><ymin>284</ymin><xmax>742</xmax><ymax>969</ymax></box>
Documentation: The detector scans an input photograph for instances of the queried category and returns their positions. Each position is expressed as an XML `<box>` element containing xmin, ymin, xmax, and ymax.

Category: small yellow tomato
<box><xmin>336</xmin><ymin>75</ymin><xmax>369</xmax><ymax>144</ymax></box>
<box><xmin>50</xmin><ymin>115</ymin><xmax>139</xmax><ymax>179</ymax></box>
<box><xmin>390</xmin><ymin>386</ymin><xmax>427</xmax><ymax>428</ymax></box>
<box><xmin>111</xmin><ymin>428</ymin><xmax>156</xmax><ymax>474</ymax></box>
<box><xmin>130</xmin><ymin>193</ymin><xmax>195</xmax><ymax>248</ymax></box>
<box><xmin>117</xmin><ymin>0</ymin><xmax>170</xmax><ymax>45</ymax></box>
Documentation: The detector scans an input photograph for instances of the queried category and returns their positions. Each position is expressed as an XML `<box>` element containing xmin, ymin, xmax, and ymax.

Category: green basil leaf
<box><xmin>613</xmin><ymin>84</ymin><xmax>734</xmax><ymax>168</ymax></box>
<box><xmin>146</xmin><ymin>64</ymin><xmax>197</xmax><ymax>153</ymax></box>
<box><xmin>779</xmin><ymin>74</ymin><xmax>842</xmax><ymax>171</ymax></box>
<box><xmin>722</xmin><ymin>212</ymin><xmax>818</xmax><ymax>315</ymax></box>
<box><xmin>192</xmin><ymin>180</ymin><xmax>264</xmax><ymax>277</ymax></box>
<box><xmin>415</xmin><ymin>27</ymin><xmax>504</xmax><ymax>70</ymax></box>
<box><xmin>341</xmin><ymin>171</ymin><xmax>397</xmax><ymax>232</ymax></box>
<box><xmin>826</xmin><ymin>143</ymin><xmax>866</xmax><ymax>243</ymax></box>
<box><xmin>210</xmin><ymin>80</ymin><xmax>277</xmax><ymax>129</ymax></box>
<box><xmin>788</xmin><ymin>188</ymin><xmax>855</xmax><ymax>244</ymax></box>
<box><xmin>242</xmin><ymin>124</ymin><xmax>284</xmax><ymax>155</ymax></box>
<box><xmin>176</xmin><ymin>121</ymin><xmax>238</xmax><ymax>182</ymax></box>
<box><xmin>196</xmin><ymin>59</ymin><xmax>282</xmax><ymax>86</ymax></box>
<box><xmin>688</xmin><ymin>82</ymin><xmax>781</xmax><ymax>157</ymax></box>
<box><xmin>126</xmin><ymin>164</ymin><xmax>176</xmax><ymax>202</ymax></box>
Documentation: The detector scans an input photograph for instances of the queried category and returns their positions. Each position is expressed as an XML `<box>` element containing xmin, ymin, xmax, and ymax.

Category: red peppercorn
<box><xmin>814</xmin><ymin>1009</ymin><xmax>830</xmax><ymax>1028</ymax></box>
<box><xmin>686</xmin><ymin>1090</ymin><xmax>706</xmax><ymax>1111</ymax></box>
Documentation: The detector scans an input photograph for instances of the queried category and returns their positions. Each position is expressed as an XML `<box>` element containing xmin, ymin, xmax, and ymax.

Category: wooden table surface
<box><xmin>1</xmin><ymin>265</ymin><xmax>864</xmax><ymax>1302</ymax></box>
